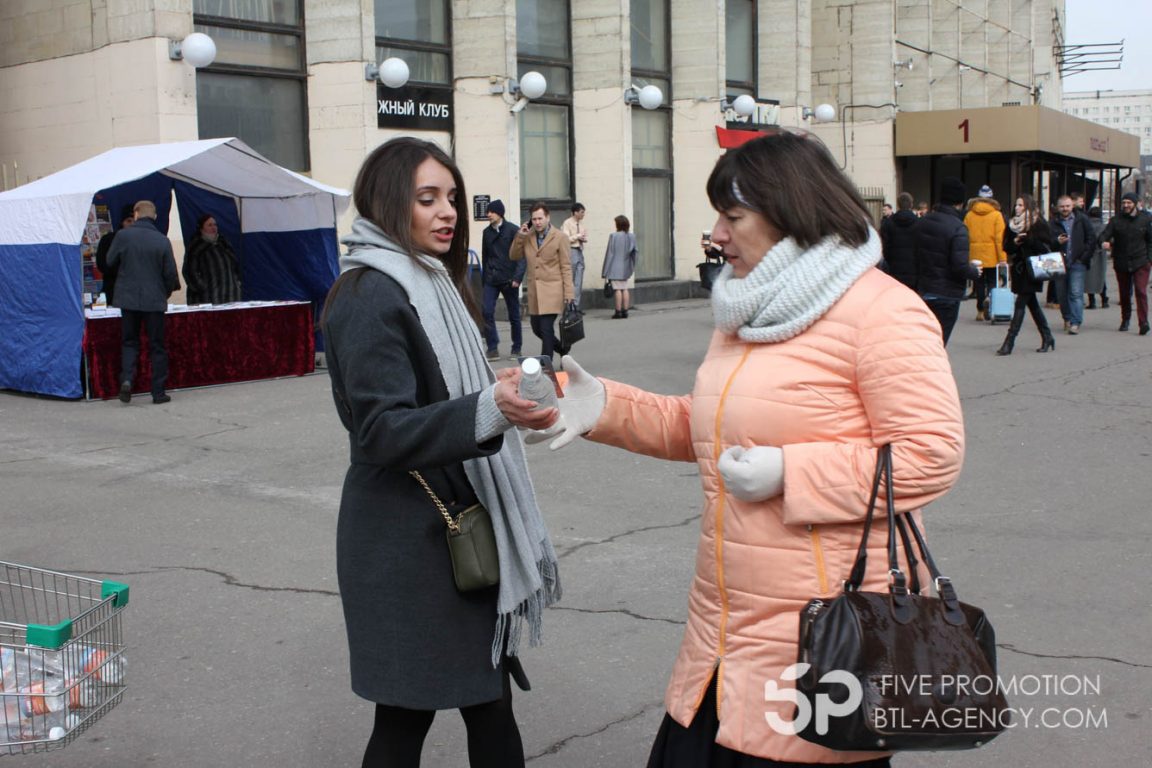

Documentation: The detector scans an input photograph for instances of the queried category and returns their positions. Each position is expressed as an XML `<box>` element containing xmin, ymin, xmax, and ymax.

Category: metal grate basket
<box><xmin>0</xmin><ymin>562</ymin><xmax>129</xmax><ymax>755</ymax></box>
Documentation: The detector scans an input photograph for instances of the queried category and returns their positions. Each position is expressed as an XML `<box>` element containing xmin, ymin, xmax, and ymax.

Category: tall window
<box><xmin>631</xmin><ymin>0</ymin><xmax>673</xmax><ymax>279</ymax></box>
<box><xmin>725</xmin><ymin>0</ymin><xmax>756</xmax><ymax>99</ymax></box>
<box><xmin>517</xmin><ymin>0</ymin><xmax>573</xmax><ymax>224</ymax></box>
<box><xmin>374</xmin><ymin>0</ymin><xmax>452</xmax><ymax>86</ymax></box>
<box><xmin>194</xmin><ymin>0</ymin><xmax>309</xmax><ymax>170</ymax></box>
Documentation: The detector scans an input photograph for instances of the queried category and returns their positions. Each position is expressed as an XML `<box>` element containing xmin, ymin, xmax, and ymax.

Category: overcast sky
<box><xmin>1063</xmin><ymin>0</ymin><xmax>1151</xmax><ymax>93</ymax></box>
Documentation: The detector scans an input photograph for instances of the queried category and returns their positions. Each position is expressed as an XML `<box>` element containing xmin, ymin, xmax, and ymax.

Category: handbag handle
<box><xmin>844</xmin><ymin>446</ymin><xmax>967</xmax><ymax>626</ymax></box>
<box><xmin>409</xmin><ymin>470</ymin><xmax>462</xmax><ymax>534</ymax></box>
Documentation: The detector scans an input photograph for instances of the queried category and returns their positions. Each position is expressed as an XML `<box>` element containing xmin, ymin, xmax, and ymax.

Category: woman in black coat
<box><xmin>183</xmin><ymin>214</ymin><xmax>242</xmax><ymax>304</ymax></box>
<box><xmin>997</xmin><ymin>193</ymin><xmax>1056</xmax><ymax>355</ymax></box>
<box><xmin>322</xmin><ymin>138</ymin><xmax>560</xmax><ymax>768</ymax></box>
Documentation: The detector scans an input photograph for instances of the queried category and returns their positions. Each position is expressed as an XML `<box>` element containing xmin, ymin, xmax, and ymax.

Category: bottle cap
<box><xmin>521</xmin><ymin>357</ymin><xmax>541</xmax><ymax>376</ymax></box>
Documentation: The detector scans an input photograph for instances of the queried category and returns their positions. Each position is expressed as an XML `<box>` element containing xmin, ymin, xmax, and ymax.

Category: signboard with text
<box><xmin>376</xmin><ymin>85</ymin><xmax>454</xmax><ymax>132</ymax></box>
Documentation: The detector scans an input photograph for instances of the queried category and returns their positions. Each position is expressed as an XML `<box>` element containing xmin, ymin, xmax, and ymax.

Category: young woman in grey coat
<box><xmin>322</xmin><ymin>138</ymin><xmax>562</xmax><ymax>768</ymax></box>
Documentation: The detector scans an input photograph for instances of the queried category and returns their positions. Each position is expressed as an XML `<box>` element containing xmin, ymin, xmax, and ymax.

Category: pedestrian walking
<box><xmin>1097</xmin><ymin>191</ymin><xmax>1152</xmax><ymax>335</ymax></box>
<box><xmin>996</xmin><ymin>194</ymin><xmax>1056</xmax><ymax>355</ymax></box>
<box><xmin>480</xmin><ymin>199</ymin><xmax>525</xmax><ymax>361</ymax></box>
<box><xmin>878</xmin><ymin>192</ymin><xmax>918</xmax><ymax>290</ymax></box>
<box><xmin>915</xmin><ymin>176</ymin><xmax>980</xmax><ymax>345</ymax></box>
<box><xmin>561</xmin><ymin>203</ymin><xmax>588</xmax><ymax>310</ymax></box>
<box><xmin>510</xmin><ymin>202</ymin><xmax>576</xmax><ymax>361</ymax></box>
<box><xmin>1084</xmin><ymin>206</ymin><xmax>1109</xmax><ymax>308</ymax></box>
<box><xmin>322</xmin><ymin>137</ymin><xmax>562</xmax><ymax>768</ymax></box>
<box><xmin>533</xmin><ymin>132</ymin><xmax>966</xmax><ymax>767</ymax></box>
<box><xmin>963</xmin><ymin>185</ymin><xmax>1006</xmax><ymax>321</ymax></box>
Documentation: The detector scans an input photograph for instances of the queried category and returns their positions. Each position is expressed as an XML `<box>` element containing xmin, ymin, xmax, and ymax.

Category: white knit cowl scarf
<box><xmin>340</xmin><ymin>218</ymin><xmax>561</xmax><ymax>666</ymax></box>
<box><xmin>711</xmin><ymin>227</ymin><xmax>882</xmax><ymax>343</ymax></box>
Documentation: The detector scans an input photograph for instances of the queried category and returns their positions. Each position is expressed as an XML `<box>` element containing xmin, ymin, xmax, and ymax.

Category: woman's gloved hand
<box><xmin>523</xmin><ymin>355</ymin><xmax>605</xmax><ymax>450</ymax></box>
<box><xmin>717</xmin><ymin>445</ymin><xmax>784</xmax><ymax>502</ymax></box>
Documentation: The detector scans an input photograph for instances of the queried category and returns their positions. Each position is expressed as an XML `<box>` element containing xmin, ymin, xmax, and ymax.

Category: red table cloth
<box><xmin>83</xmin><ymin>302</ymin><xmax>315</xmax><ymax>399</ymax></box>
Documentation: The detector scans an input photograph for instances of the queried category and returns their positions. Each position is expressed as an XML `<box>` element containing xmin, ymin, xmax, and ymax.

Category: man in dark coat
<box><xmin>915</xmin><ymin>176</ymin><xmax>980</xmax><ymax>345</ymax></box>
<box><xmin>106</xmin><ymin>200</ymin><xmax>181</xmax><ymax>404</ymax></box>
<box><xmin>879</xmin><ymin>192</ymin><xmax>919</xmax><ymax>290</ymax></box>
<box><xmin>94</xmin><ymin>205</ymin><xmax>135</xmax><ymax>306</ymax></box>
<box><xmin>1097</xmin><ymin>191</ymin><xmax>1152</xmax><ymax>334</ymax></box>
<box><xmin>1050</xmin><ymin>195</ymin><xmax>1095</xmax><ymax>334</ymax></box>
<box><xmin>480</xmin><ymin>199</ymin><xmax>526</xmax><ymax>360</ymax></box>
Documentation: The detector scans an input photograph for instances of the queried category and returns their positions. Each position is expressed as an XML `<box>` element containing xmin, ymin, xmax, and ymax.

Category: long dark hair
<box><xmin>328</xmin><ymin>137</ymin><xmax>479</xmax><ymax>323</ymax></box>
<box><xmin>706</xmin><ymin>132</ymin><xmax>871</xmax><ymax>249</ymax></box>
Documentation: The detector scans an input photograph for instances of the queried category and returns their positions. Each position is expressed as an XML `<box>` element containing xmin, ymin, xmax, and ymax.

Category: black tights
<box><xmin>362</xmin><ymin>673</ymin><xmax>524</xmax><ymax>768</ymax></box>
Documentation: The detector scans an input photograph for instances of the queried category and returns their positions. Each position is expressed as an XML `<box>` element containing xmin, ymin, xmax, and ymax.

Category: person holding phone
<box><xmin>510</xmin><ymin>202</ymin><xmax>575</xmax><ymax>361</ymax></box>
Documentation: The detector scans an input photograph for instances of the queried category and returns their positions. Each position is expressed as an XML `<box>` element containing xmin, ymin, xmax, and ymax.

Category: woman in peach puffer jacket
<box><xmin>535</xmin><ymin>133</ymin><xmax>966</xmax><ymax>767</ymax></box>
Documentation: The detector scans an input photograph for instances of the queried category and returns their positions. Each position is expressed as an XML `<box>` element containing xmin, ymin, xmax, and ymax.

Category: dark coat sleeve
<box><xmin>324</xmin><ymin>270</ymin><xmax>502</xmax><ymax>470</ymax></box>
<box><xmin>163</xmin><ymin>242</ymin><xmax>179</xmax><ymax>295</ymax></box>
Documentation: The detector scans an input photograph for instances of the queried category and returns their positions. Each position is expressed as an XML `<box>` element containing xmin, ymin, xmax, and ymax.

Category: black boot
<box><xmin>1086</xmin><ymin>295</ymin><xmax>1097</xmax><ymax>310</ymax></box>
<box><xmin>1101</xmin><ymin>296</ymin><xmax>1110</xmax><ymax>308</ymax></box>
<box><xmin>1037</xmin><ymin>333</ymin><xmax>1055</xmax><ymax>353</ymax></box>
<box><xmin>998</xmin><ymin>308</ymin><xmax>1024</xmax><ymax>356</ymax></box>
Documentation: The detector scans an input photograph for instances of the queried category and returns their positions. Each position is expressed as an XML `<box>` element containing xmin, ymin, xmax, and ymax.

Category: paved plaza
<box><xmin>2</xmin><ymin>295</ymin><xmax>1150</xmax><ymax>767</ymax></box>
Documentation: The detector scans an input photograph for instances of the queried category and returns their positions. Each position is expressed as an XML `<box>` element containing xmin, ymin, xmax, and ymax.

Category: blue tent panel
<box><xmin>242</xmin><ymin>229</ymin><xmax>338</xmax><ymax>304</ymax></box>
<box><xmin>95</xmin><ymin>172</ymin><xmax>176</xmax><ymax>235</ymax></box>
<box><xmin>0</xmin><ymin>243</ymin><xmax>85</xmax><ymax>398</ymax></box>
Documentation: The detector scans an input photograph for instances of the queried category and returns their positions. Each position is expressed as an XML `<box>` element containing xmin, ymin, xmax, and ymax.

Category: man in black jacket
<box><xmin>915</xmin><ymin>176</ymin><xmax>980</xmax><ymax>345</ymax></box>
<box><xmin>94</xmin><ymin>205</ymin><xmax>135</xmax><ymax>306</ymax></box>
<box><xmin>106</xmin><ymin>200</ymin><xmax>181</xmax><ymax>404</ymax></box>
<box><xmin>480</xmin><ymin>199</ymin><xmax>526</xmax><ymax>360</ymax></box>
<box><xmin>1050</xmin><ymin>195</ymin><xmax>1095</xmax><ymax>334</ymax></box>
<box><xmin>1098</xmin><ymin>192</ymin><xmax>1152</xmax><ymax>334</ymax></box>
<box><xmin>879</xmin><ymin>192</ymin><xmax>919</xmax><ymax>290</ymax></box>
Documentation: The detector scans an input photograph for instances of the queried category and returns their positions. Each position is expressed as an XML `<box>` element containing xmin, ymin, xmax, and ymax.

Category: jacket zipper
<box><xmin>702</xmin><ymin>346</ymin><xmax>753</xmax><ymax>719</ymax></box>
<box><xmin>807</xmin><ymin>525</ymin><xmax>829</xmax><ymax>595</ymax></box>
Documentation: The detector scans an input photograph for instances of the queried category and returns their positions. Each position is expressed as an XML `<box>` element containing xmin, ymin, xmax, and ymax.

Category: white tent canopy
<box><xmin>0</xmin><ymin>137</ymin><xmax>349</xmax><ymax>245</ymax></box>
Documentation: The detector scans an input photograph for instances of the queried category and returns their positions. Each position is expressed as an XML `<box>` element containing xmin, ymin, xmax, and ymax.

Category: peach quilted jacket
<box><xmin>586</xmin><ymin>269</ymin><xmax>965</xmax><ymax>762</ymax></box>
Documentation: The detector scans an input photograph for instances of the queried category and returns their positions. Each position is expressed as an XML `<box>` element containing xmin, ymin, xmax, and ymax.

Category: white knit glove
<box><xmin>717</xmin><ymin>445</ymin><xmax>784</xmax><ymax>502</ymax></box>
<box><xmin>523</xmin><ymin>356</ymin><xmax>605</xmax><ymax>450</ymax></box>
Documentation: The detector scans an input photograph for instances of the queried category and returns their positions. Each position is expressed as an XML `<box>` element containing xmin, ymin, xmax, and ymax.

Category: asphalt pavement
<box><xmin>2</xmin><ymin>293</ymin><xmax>1150</xmax><ymax>767</ymax></box>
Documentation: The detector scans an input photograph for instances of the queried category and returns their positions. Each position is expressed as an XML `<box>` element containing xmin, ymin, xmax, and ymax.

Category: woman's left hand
<box><xmin>717</xmin><ymin>445</ymin><xmax>784</xmax><ymax>502</ymax></box>
<box><xmin>494</xmin><ymin>369</ymin><xmax>559</xmax><ymax>430</ymax></box>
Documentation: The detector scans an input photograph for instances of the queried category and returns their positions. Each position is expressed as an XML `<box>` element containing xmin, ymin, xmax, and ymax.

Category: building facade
<box><xmin>0</xmin><ymin>0</ymin><xmax>1077</xmax><ymax>293</ymax></box>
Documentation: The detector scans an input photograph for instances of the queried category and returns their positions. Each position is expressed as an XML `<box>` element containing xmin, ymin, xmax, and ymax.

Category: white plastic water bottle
<box><xmin>518</xmin><ymin>358</ymin><xmax>559</xmax><ymax>411</ymax></box>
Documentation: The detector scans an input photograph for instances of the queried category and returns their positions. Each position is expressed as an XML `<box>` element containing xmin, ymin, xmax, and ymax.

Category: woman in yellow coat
<box><xmin>963</xmin><ymin>186</ymin><xmax>1007</xmax><ymax>321</ymax></box>
<box><xmin>510</xmin><ymin>202</ymin><xmax>575</xmax><ymax>360</ymax></box>
<box><xmin>532</xmin><ymin>133</ymin><xmax>967</xmax><ymax>766</ymax></box>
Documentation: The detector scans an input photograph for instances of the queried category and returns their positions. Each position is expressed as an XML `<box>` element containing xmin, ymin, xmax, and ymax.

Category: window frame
<box><xmin>193</xmin><ymin>7</ymin><xmax>310</xmax><ymax>170</ymax></box>
<box><xmin>724</xmin><ymin>0</ymin><xmax>757</xmax><ymax>98</ymax></box>
<box><xmin>517</xmin><ymin>0</ymin><xmax>575</xmax><ymax>219</ymax></box>
<box><xmin>373</xmin><ymin>0</ymin><xmax>454</xmax><ymax>88</ymax></box>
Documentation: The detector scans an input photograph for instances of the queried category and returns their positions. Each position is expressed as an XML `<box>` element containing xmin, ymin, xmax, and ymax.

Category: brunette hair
<box><xmin>196</xmin><ymin>213</ymin><xmax>215</xmax><ymax>233</ymax></box>
<box><xmin>530</xmin><ymin>201</ymin><xmax>550</xmax><ymax>216</ymax></box>
<box><xmin>614</xmin><ymin>215</ymin><xmax>630</xmax><ymax>232</ymax></box>
<box><xmin>571</xmin><ymin>202</ymin><xmax>585</xmax><ymax>213</ymax></box>
<box><xmin>706</xmin><ymin>132</ymin><xmax>871</xmax><ymax>249</ymax></box>
<box><xmin>328</xmin><ymin>137</ymin><xmax>479</xmax><ymax>322</ymax></box>
<box><xmin>896</xmin><ymin>192</ymin><xmax>913</xmax><ymax>211</ymax></box>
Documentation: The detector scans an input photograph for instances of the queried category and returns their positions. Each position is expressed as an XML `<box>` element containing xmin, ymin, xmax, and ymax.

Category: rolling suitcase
<box><xmin>988</xmin><ymin>262</ymin><xmax>1013</xmax><ymax>324</ymax></box>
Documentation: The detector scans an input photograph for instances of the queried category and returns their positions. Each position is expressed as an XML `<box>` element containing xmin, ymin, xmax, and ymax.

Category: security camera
<box><xmin>894</xmin><ymin>80</ymin><xmax>904</xmax><ymax>89</ymax></box>
<box><xmin>509</xmin><ymin>96</ymin><xmax>530</xmax><ymax>113</ymax></box>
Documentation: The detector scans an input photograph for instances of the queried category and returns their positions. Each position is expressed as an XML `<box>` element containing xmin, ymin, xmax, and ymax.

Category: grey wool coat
<box><xmin>323</xmin><ymin>268</ymin><xmax>509</xmax><ymax>709</ymax></box>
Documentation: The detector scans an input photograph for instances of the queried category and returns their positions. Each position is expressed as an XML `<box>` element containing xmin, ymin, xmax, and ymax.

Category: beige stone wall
<box><xmin>0</xmin><ymin>37</ymin><xmax>197</xmax><ymax>186</ymax></box>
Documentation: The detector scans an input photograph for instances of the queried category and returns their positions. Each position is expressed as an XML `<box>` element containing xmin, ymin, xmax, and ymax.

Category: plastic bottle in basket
<box><xmin>49</xmin><ymin>645</ymin><xmax>125</xmax><ymax>685</ymax></box>
<box><xmin>517</xmin><ymin>357</ymin><xmax>558</xmax><ymax>411</ymax></box>
<box><xmin>1</xmin><ymin>647</ymin><xmax>38</xmax><ymax>691</ymax></box>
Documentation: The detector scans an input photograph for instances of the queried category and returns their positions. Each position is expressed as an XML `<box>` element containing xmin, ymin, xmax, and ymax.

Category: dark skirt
<box><xmin>647</xmin><ymin>675</ymin><xmax>891</xmax><ymax>768</ymax></box>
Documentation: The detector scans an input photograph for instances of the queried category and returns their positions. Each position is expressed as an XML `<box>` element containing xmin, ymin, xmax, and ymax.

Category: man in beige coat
<box><xmin>510</xmin><ymin>202</ymin><xmax>575</xmax><ymax>360</ymax></box>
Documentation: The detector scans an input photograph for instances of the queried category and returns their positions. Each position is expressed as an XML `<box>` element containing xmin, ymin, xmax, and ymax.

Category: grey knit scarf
<box><xmin>710</xmin><ymin>227</ymin><xmax>882</xmax><ymax>343</ymax></box>
<box><xmin>341</xmin><ymin>218</ymin><xmax>561</xmax><ymax>666</ymax></box>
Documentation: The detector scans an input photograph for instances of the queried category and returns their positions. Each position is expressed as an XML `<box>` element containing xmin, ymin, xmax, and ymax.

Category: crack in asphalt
<box><xmin>557</xmin><ymin>515</ymin><xmax>700</xmax><ymax>559</ymax></box>
<box><xmin>998</xmin><ymin>643</ymin><xmax>1152</xmax><ymax>669</ymax></box>
<box><xmin>155</xmin><ymin>566</ymin><xmax>341</xmax><ymax>596</ymax></box>
<box><xmin>526</xmin><ymin>701</ymin><xmax>664</xmax><ymax>761</ymax></box>
<box><xmin>550</xmin><ymin>605</ymin><xmax>684</xmax><ymax>626</ymax></box>
<box><xmin>960</xmin><ymin>350</ymin><xmax>1152</xmax><ymax>406</ymax></box>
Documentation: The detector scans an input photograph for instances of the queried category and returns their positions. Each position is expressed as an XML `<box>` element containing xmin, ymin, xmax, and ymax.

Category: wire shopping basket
<box><xmin>0</xmin><ymin>562</ymin><xmax>129</xmax><ymax>755</ymax></box>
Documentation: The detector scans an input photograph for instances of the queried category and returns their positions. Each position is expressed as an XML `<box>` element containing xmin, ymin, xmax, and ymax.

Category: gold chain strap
<box><xmin>409</xmin><ymin>470</ymin><xmax>462</xmax><ymax>534</ymax></box>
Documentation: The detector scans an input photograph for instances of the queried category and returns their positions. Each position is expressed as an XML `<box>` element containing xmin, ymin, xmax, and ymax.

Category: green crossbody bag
<box><xmin>409</xmin><ymin>471</ymin><xmax>500</xmax><ymax>592</ymax></box>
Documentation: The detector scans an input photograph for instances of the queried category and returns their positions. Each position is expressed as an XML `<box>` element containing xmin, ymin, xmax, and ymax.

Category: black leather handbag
<box><xmin>697</xmin><ymin>251</ymin><xmax>724</xmax><ymax>291</ymax></box>
<box><xmin>794</xmin><ymin>446</ymin><xmax>1008</xmax><ymax>752</ymax></box>
<box><xmin>558</xmin><ymin>302</ymin><xmax>584</xmax><ymax>354</ymax></box>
